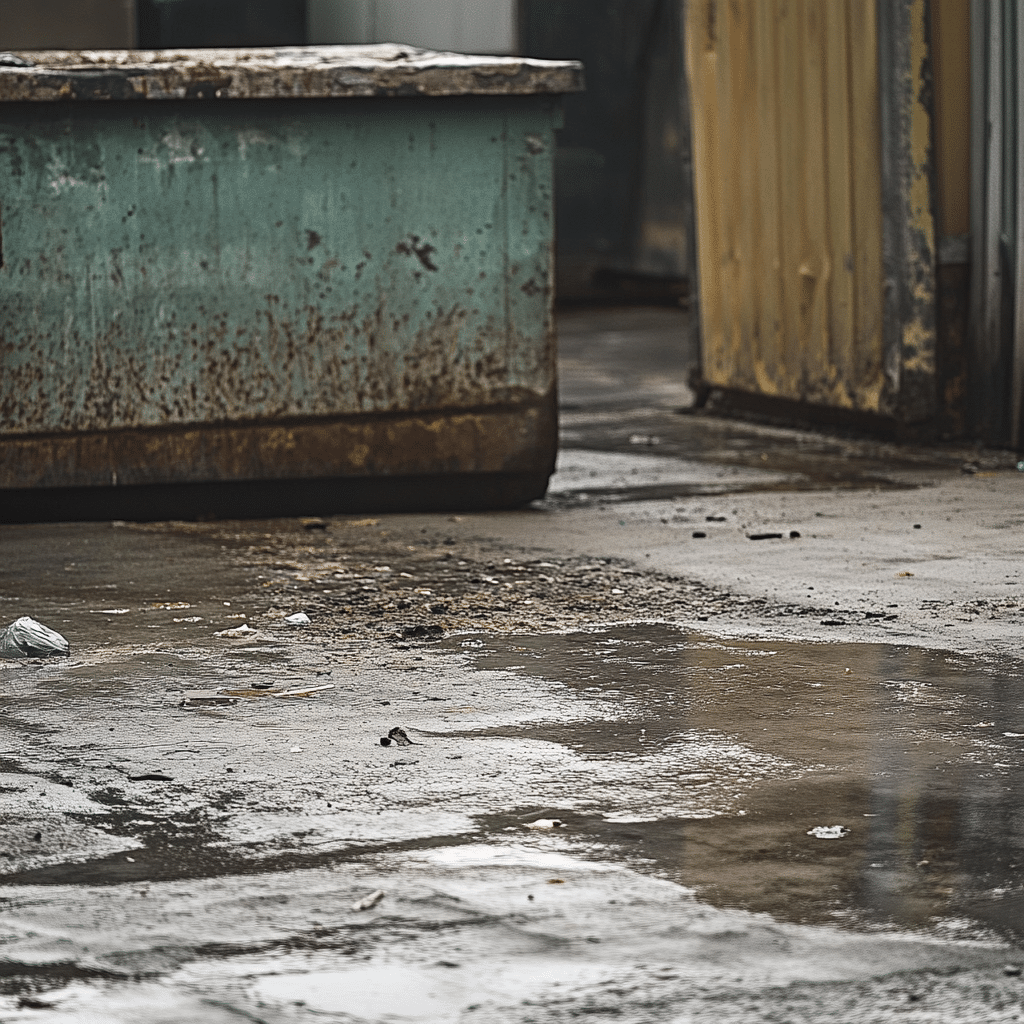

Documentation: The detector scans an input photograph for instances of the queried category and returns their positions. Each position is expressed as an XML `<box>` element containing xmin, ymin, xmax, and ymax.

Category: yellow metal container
<box><xmin>685</xmin><ymin>0</ymin><xmax>937</xmax><ymax>427</ymax></box>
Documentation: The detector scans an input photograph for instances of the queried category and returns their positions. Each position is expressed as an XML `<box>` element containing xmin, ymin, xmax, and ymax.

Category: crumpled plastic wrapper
<box><xmin>0</xmin><ymin>616</ymin><xmax>70</xmax><ymax>658</ymax></box>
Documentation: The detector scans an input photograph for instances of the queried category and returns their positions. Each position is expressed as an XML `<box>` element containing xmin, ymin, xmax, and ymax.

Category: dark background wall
<box><xmin>136</xmin><ymin>0</ymin><xmax>305</xmax><ymax>48</ymax></box>
<box><xmin>518</xmin><ymin>0</ymin><xmax>693</xmax><ymax>302</ymax></box>
<box><xmin>0</xmin><ymin>0</ymin><xmax>136</xmax><ymax>48</ymax></box>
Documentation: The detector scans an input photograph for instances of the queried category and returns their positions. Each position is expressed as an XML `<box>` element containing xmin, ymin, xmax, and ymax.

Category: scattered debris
<box><xmin>381</xmin><ymin>726</ymin><xmax>414</xmax><ymax>747</ymax></box>
<box><xmin>128</xmin><ymin>773</ymin><xmax>174</xmax><ymax>783</ymax></box>
<box><xmin>692</xmin><ymin>531</ymin><xmax>707</xmax><ymax>539</ymax></box>
<box><xmin>285</xmin><ymin>611</ymin><xmax>311</xmax><ymax>625</ymax></box>
<box><xmin>896</xmin><ymin>571</ymin><xmax>915</xmax><ymax>578</ymax></box>
<box><xmin>180</xmin><ymin>691</ymin><xmax>239</xmax><ymax>707</ymax></box>
<box><xmin>402</xmin><ymin>624</ymin><xmax>444</xmax><ymax>639</ymax></box>
<box><xmin>807</xmin><ymin>825</ymin><xmax>850</xmax><ymax>840</ymax></box>
<box><xmin>524</xmin><ymin>818</ymin><xmax>565</xmax><ymax>830</ymax></box>
<box><xmin>747</xmin><ymin>532</ymin><xmax>783</xmax><ymax>541</ymax></box>
<box><xmin>389</xmin><ymin>759</ymin><xmax>419</xmax><ymax>767</ymax></box>
<box><xmin>706</xmin><ymin>515</ymin><xmax>727</xmax><ymax>522</ymax></box>
<box><xmin>0</xmin><ymin>617</ymin><xmax>70</xmax><ymax>659</ymax></box>
<box><xmin>351</xmin><ymin>889</ymin><xmax>385</xmax><ymax>911</ymax></box>
<box><xmin>93</xmin><ymin>608</ymin><xmax>131</xmax><ymax>615</ymax></box>
<box><xmin>16</xmin><ymin>998</ymin><xmax>54</xmax><ymax>1011</ymax></box>
<box><xmin>271</xmin><ymin>683</ymin><xmax>335</xmax><ymax>699</ymax></box>
<box><xmin>215</xmin><ymin>624</ymin><xmax>257</xmax><ymax>637</ymax></box>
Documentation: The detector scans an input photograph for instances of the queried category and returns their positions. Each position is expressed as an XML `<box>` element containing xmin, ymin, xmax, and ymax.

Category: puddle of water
<box><xmin>441</xmin><ymin>625</ymin><xmax>1024</xmax><ymax>942</ymax></box>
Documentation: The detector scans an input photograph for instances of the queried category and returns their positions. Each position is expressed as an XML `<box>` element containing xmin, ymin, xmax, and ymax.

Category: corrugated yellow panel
<box><xmin>686</xmin><ymin>0</ymin><xmax>886</xmax><ymax>412</ymax></box>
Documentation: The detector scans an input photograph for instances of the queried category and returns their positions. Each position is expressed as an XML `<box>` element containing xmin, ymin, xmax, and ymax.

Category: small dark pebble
<box><xmin>301</xmin><ymin>518</ymin><xmax>328</xmax><ymax>530</ymax></box>
<box><xmin>820</xmin><ymin>619</ymin><xmax>846</xmax><ymax>626</ymax></box>
<box><xmin>31</xmin><ymin>831</ymin><xmax>41</xmax><ymax>842</ymax></box>
<box><xmin>390</xmin><ymin>759</ymin><xmax>419</xmax><ymax>768</ymax></box>
<box><xmin>252</xmin><ymin>681</ymin><xmax>274</xmax><ymax>690</ymax></box>
<box><xmin>748</xmin><ymin>532</ymin><xmax>783</xmax><ymax>541</ymax></box>
<box><xmin>913</xmin><ymin>524</ymin><xmax>921</xmax><ymax>529</ymax></box>
<box><xmin>379</xmin><ymin>700</ymin><xmax>391</xmax><ymax>705</ymax></box>
<box><xmin>789</xmin><ymin>530</ymin><xmax>801</xmax><ymax>539</ymax></box>
<box><xmin>17</xmin><ymin>997</ymin><xmax>54</xmax><ymax>1010</ymax></box>
<box><xmin>692</xmin><ymin>531</ymin><xmax>707</xmax><ymax>539</ymax></box>
<box><xmin>864</xmin><ymin>611</ymin><xmax>887</xmax><ymax>619</ymax></box>
<box><xmin>128</xmin><ymin>773</ymin><xmax>174</xmax><ymax>782</ymax></box>
<box><xmin>706</xmin><ymin>515</ymin><xmax>727</xmax><ymax>522</ymax></box>
<box><xmin>1004</xmin><ymin>964</ymin><xmax>1022</xmax><ymax>977</ymax></box>
<box><xmin>380</xmin><ymin>737</ymin><xmax>392</xmax><ymax>746</ymax></box>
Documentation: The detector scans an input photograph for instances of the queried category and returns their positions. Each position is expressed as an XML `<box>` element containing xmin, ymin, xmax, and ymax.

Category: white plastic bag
<box><xmin>0</xmin><ymin>617</ymin><xmax>70</xmax><ymax>658</ymax></box>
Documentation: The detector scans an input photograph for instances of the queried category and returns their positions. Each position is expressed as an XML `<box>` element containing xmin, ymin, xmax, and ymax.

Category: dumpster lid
<box><xmin>0</xmin><ymin>44</ymin><xmax>584</xmax><ymax>102</ymax></box>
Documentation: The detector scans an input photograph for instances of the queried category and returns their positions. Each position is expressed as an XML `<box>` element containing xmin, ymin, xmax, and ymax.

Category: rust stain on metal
<box><xmin>0</xmin><ymin>394</ymin><xmax>557</xmax><ymax>489</ymax></box>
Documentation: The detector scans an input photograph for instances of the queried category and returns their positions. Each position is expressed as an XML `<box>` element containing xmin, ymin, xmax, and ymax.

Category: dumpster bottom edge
<box><xmin>0</xmin><ymin>470</ymin><xmax>552</xmax><ymax>523</ymax></box>
<box><xmin>0</xmin><ymin>397</ymin><xmax>557</xmax><ymax>490</ymax></box>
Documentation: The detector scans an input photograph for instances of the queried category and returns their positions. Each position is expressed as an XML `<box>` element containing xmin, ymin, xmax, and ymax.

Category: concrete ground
<box><xmin>2</xmin><ymin>305</ymin><xmax>1024</xmax><ymax>1022</ymax></box>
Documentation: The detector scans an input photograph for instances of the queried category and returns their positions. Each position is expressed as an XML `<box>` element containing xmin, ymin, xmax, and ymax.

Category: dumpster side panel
<box><xmin>0</xmin><ymin>96</ymin><xmax>558</xmax><ymax>488</ymax></box>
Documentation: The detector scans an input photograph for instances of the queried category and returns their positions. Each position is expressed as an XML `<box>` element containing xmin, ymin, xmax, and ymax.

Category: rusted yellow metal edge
<box><xmin>878</xmin><ymin>0</ymin><xmax>938</xmax><ymax>422</ymax></box>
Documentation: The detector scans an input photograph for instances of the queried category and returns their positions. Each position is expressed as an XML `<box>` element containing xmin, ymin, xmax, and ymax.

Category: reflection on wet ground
<box><xmin>444</xmin><ymin>626</ymin><xmax>1024</xmax><ymax>942</ymax></box>
<box><xmin>5</xmin><ymin>601</ymin><xmax>1024</xmax><ymax>1019</ymax></box>
<box><xmin>3</xmin><ymin>601</ymin><xmax>1023</xmax><ymax>946</ymax></box>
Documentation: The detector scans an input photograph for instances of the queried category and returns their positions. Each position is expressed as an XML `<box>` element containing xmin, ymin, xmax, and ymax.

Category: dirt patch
<box><xmin>123</xmin><ymin>517</ymin><xmax>835</xmax><ymax>639</ymax></box>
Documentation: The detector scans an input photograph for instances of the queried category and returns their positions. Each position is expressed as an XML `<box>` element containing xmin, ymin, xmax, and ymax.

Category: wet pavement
<box><xmin>4</xmin><ymin>514</ymin><xmax>1024</xmax><ymax>1022</ymax></box>
<box><xmin>3</xmin><ymin>307</ymin><xmax>1024</xmax><ymax>1021</ymax></box>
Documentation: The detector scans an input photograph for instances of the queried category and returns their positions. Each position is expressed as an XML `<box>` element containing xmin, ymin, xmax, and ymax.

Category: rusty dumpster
<box><xmin>0</xmin><ymin>45</ymin><xmax>582</xmax><ymax>520</ymax></box>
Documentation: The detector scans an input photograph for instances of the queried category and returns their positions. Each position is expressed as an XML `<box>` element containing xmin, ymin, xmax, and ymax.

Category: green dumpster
<box><xmin>0</xmin><ymin>45</ymin><xmax>582</xmax><ymax>520</ymax></box>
